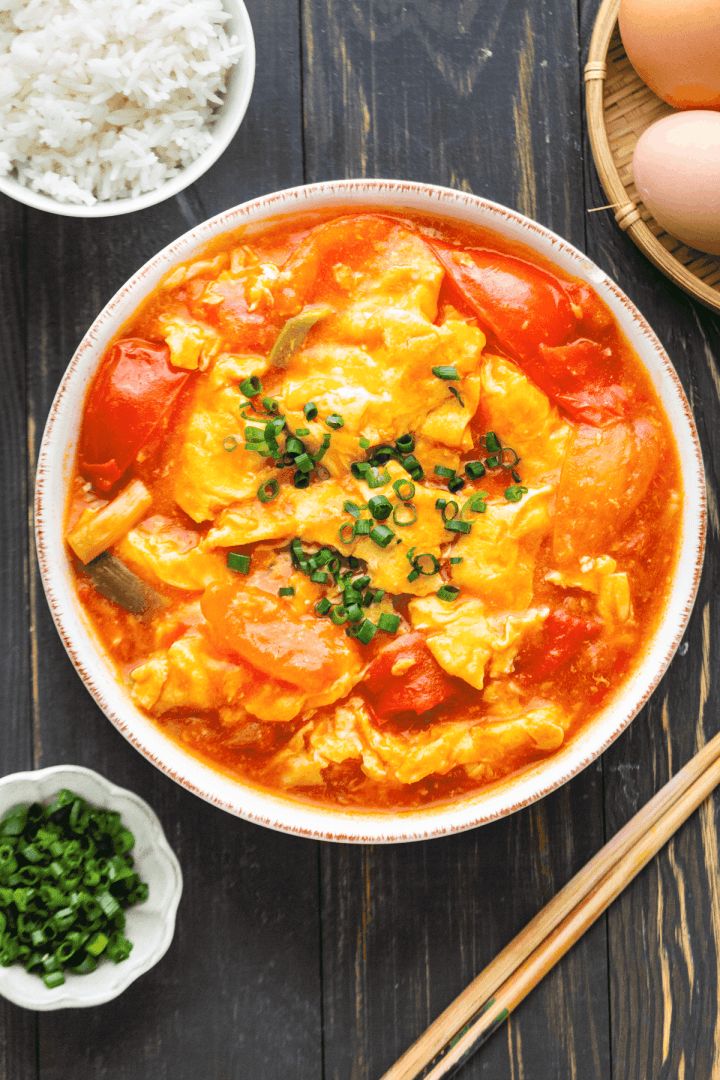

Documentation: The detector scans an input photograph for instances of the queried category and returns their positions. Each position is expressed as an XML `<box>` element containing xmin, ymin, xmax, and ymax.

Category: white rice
<box><xmin>0</xmin><ymin>0</ymin><xmax>244</xmax><ymax>205</ymax></box>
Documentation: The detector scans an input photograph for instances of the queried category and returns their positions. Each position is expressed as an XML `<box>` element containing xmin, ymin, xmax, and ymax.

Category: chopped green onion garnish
<box><xmin>330</xmin><ymin>606</ymin><xmax>348</xmax><ymax>625</ymax></box>
<box><xmin>368</xmin><ymin>495</ymin><xmax>393</xmax><ymax>521</ymax></box>
<box><xmin>412</xmin><ymin>553</ymin><xmax>440</xmax><ymax>576</ymax></box>
<box><xmin>295</xmin><ymin>427</ymin><xmax>310</xmax><ymax>437</ymax></box>
<box><xmin>315</xmin><ymin>598</ymin><xmax>332</xmax><ymax>615</ymax></box>
<box><xmin>303</xmin><ymin>402</ymin><xmax>318</xmax><ymax>421</ymax></box>
<box><xmin>279</xmin><ymin>586</ymin><xmax>295</xmax><ymax>596</ymax></box>
<box><xmin>437</xmin><ymin>585</ymin><xmax>461</xmax><ymax>602</ymax></box>
<box><xmin>356</xmin><ymin>618</ymin><xmax>377</xmax><ymax>644</ymax></box>
<box><xmin>325</xmin><ymin>413</ymin><xmax>344</xmax><ymax>429</ymax></box>
<box><xmin>353</xmin><ymin>519</ymin><xmax>372</xmax><ymax>536</ymax></box>
<box><xmin>395</xmin><ymin>433</ymin><xmax>415</xmax><ymax>454</ymax></box>
<box><xmin>485</xmin><ymin>455</ymin><xmax>500</xmax><ymax>469</ymax></box>
<box><xmin>358</xmin><ymin>437</ymin><xmax>370</xmax><ymax>449</ymax></box>
<box><xmin>500</xmin><ymin>447</ymin><xmax>520</xmax><ymax>469</ymax></box>
<box><xmin>464</xmin><ymin>460</ymin><xmax>486</xmax><ymax>479</ymax></box>
<box><xmin>432</xmin><ymin>365</ymin><xmax>459</xmax><ymax>380</ymax></box>
<box><xmin>462</xmin><ymin>492</ymin><xmax>488</xmax><ymax>516</ymax></box>
<box><xmin>434</xmin><ymin>465</ymin><xmax>456</xmax><ymax>479</ymax></box>
<box><xmin>505</xmin><ymin>484</ymin><xmax>528</xmax><ymax>503</ymax></box>
<box><xmin>448</xmin><ymin>476</ymin><xmax>465</xmax><ymax>493</ymax></box>
<box><xmin>483</xmin><ymin>431</ymin><xmax>501</xmax><ymax>453</ymax></box>
<box><xmin>449</xmin><ymin>385</ymin><xmax>465</xmax><ymax>407</ymax></box>
<box><xmin>294</xmin><ymin>452</ymin><xmax>314</xmax><ymax>473</ymax></box>
<box><xmin>338</xmin><ymin>522</ymin><xmax>355</xmax><ymax>545</ymax></box>
<box><xmin>227</xmin><ymin>552</ymin><xmax>251</xmax><ymax>573</ymax></box>
<box><xmin>344</xmin><ymin>500</ymin><xmax>362</xmax><ymax>518</ymax></box>
<box><xmin>310</xmin><ymin>570</ymin><xmax>329</xmax><ymax>584</ymax></box>
<box><xmin>401</xmin><ymin>454</ymin><xmax>424</xmax><ymax>480</ymax></box>
<box><xmin>315</xmin><ymin>434</ymin><xmax>332</xmax><ymax>461</ymax></box>
<box><xmin>371</xmin><ymin>445</ymin><xmax>396</xmax><ymax>464</ymax></box>
<box><xmin>445</xmin><ymin>519</ymin><xmax>472</xmax><ymax>534</ymax></box>
<box><xmin>407</xmin><ymin>568</ymin><xmax>420</xmax><ymax>583</ymax></box>
<box><xmin>345</xmin><ymin>603</ymin><xmax>363</xmax><ymax>623</ymax></box>
<box><xmin>393</xmin><ymin>478</ymin><xmax>415</xmax><ymax>501</ymax></box>
<box><xmin>449</xmin><ymin>556</ymin><xmax>463</xmax><ymax>564</ymax></box>
<box><xmin>377</xmin><ymin>612</ymin><xmax>401</xmax><ymax>634</ymax></box>
<box><xmin>366</xmin><ymin>467</ymin><xmax>390</xmax><ymax>489</ymax></box>
<box><xmin>240</xmin><ymin>375</ymin><xmax>262</xmax><ymax>397</ymax></box>
<box><xmin>262</xmin><ymin>396</ymin><xmax>279</xmax><ymax>414</ymax></box>
<box><xmin>435</xmin><ymin>497</ymin><xmax>447</xmax><ymax>510</ymax></box>
<box><xmin>511</xmin><ymin>468</ymin><xmax>522</xmax><ymax>484</ymax></box>
<box><xmin>223</xmin><ymin>436</ymin><xmax>238</xmax><ymax>452</ymax></box>
<box><xmin>392</xmin><ymin>502</ymin><xmax>418</xmax><ymax>527</ymax></box>
<box><xmin>370</xmin><ymin>524</ymin><xmax>394</xmax><ymax>548</ymax></box>
<box><xmin>286</xmin><ymin>436</ymin><xmax>305</xmax><ymax>456</ymax></box>
<box><xmin>257</xmin><ymin>478</ymin><xmax>280</xmax><ymax>503</ymax></box>
<box><xmin>373</xmin><ymin>588</ymin><xmax>385</xmax><ymax>602</ymax></box>
<box><xmin>351</xmin><ymin>461</ymin><xmax>370</xmax><ymax>478</ymax></box>
<box><xmin>441</xmin><ymin>500</ymin><xmax>459</xmax><ymax>522</ymax></box>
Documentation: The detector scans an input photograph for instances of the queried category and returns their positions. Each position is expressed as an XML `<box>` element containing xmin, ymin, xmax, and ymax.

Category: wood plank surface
<box><xmin>578</xmin><ymin>5</ymin><xmax>720</xmax><ymax>1078</ymax></box>
<box><xmin>302</xmin><ymin>3</ymin><xmax>610</xmax><ymax>1077</ymax></box>
<box><xmin>0</xmin><ymin>180</ymin><xmax>37</xmax><ymax>1080</ymax></box>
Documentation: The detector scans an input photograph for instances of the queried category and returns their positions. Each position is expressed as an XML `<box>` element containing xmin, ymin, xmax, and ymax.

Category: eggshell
<box><xmin>633</xmin><ymin>112</ymin><xmax>720</xmax><ymax>255</ymax></box>
<box><xmin>619</xmin><ymin>0</ymin><xmax>720</xmax><ymax>110</ymax></box>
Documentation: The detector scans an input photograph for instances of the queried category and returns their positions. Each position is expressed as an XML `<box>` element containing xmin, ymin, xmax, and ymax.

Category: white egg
<box><xmin>633</xmin><ymin>111</ymin><xmax>720</xmax><ymax>255</ymax></box>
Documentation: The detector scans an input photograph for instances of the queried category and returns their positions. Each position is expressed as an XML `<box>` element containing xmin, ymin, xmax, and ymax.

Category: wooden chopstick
<box><xmin>382</xmin><ymin>729</ymin><xmax>720</xmax><ymax>1080</ymax></box>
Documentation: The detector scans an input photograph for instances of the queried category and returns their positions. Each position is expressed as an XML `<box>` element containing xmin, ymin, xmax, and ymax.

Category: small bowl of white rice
<box><xmin>0</xmin><ymin>0</ymin><xmax>255</xmax><ymax>217</ymax></box>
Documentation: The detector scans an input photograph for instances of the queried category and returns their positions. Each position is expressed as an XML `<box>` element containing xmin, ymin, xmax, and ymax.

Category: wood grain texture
<box><xmin>0</xmin><ymin>184</ymin><xmax>37</xmax><ymax>1080</ymax></box>
<box><xmin>581</xmin><ymin>4</ymin><xmax>720</xmax><ymax>1080</ymax></box>
<box><xmin>302</xmin><ymin>2</ymin><xmax>610</xmax><ymax>1077</ymax></box>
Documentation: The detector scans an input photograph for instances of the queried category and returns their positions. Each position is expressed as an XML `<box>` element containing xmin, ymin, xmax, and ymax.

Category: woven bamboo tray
<box><xmin>585</xmin><ymin>0</ymin><xmax>720</xmax><ymax>313</ymax></box>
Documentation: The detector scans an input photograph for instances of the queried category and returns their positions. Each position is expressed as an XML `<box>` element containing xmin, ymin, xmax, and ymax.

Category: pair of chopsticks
<box><xmin>382</xmin><ymin>729</ymin><xmax>720</xmax><ymax>1080</ymax></box>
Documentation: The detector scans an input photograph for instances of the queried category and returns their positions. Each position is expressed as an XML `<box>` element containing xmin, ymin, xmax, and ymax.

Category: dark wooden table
<box><xmin>2</xmin><ymin>2</ymin><xmax>719</xmax><ymax>1077</ymax></box>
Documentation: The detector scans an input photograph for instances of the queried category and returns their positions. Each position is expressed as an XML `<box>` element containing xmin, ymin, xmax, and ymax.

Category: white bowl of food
<box><xmin>0</xmin><ymin>0</ymin><xmax>255</xmax><ymax>217</ymax></box>
<box><xmin>0</xmin><ymin>765</ymin><xmax>182</xmax><ymax>1010</ymax></box>
<box><xmin>35</xmin><ymin>180</ymin><xmax>705</xmax><ymax>843</ymax></box>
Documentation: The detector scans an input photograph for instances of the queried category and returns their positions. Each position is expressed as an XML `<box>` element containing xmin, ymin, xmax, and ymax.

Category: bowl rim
<box><xmin>0</xmin><ymin>763</ymin><xmax>183</xmax><ymax>1010</ymax></box>
<box><xmin>0</xmin><ymin>0</ymin><xmax>256</xmax><ymax>219</ymax></box>
<box><xmin>34</xmin><ymin>178</ymin><xmax>706</xmax><ymax>843</ymax></box>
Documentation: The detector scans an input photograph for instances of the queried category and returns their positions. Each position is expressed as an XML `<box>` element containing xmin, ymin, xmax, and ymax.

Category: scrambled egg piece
<box><xmin>480</xmin><ymin>354</ymin><xmax>571</xmax><ymax>484</ymax></box>
<box><xmin>409</xmin><ymin>596</ymin><xmax>549</xmax><ymax>690</ymax></box>
<box><xmin>172</xmin><ymin>353</ymin><xmax>272</xmax><ymax>522</ymax></box>
<box><xmin>275</xmin><ymin>228</ymin><xmax>486</xmax><ymax>451</ymax></box>
<box><xmin>267</xmin><ymin>697</ymin><xmax>569</xmax><ymax>788</ymax></box>
<box><xmin>451</xmin><ymin>487</ymin><xmax>553</xmax><ymax>610</ymax></box>
<box><xmin>130</xmin><ymin>628</ymin><xmax>364</xmax><ymax>724</ymax></box>
<box><xmin>117</xmin><ymin>516</ymin><xmax>227</xmax><ymax>591</ymax></box>
<box><xmin>160</xmin><ymin>316</ymin><xmax>221</xmax><ymax>372</ymax></box>
<box><xmin>546</xmin><ymin>555</ymin><xmax>633</xmax><ymax>626</ymax></box>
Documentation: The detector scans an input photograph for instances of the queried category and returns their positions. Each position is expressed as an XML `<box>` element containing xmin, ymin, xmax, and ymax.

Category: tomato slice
<box><xmin>279</xmin><ymin>214</ymin><xmax>403</xmax><ymax>309</ymax></box>
<box><xmin>201</xmin><ymin>581</ymin><xmax>357</xmax><ymax>693</ymax></box>
<box><xmin>432</xmin><ymin>243</ymin><xmax>578</xmax><ymax>358</ymax></box>
<box><xmin>431</xmin><ymin>245</ymin><xmax>627</xmax><ymax>425</ymax></box>
<box><xmin>553</xmin><ymin>416</ymin><xmax>662</xmax><ymax>563</ymax></box>
<box><xmin>364</xmin><ymin>632</ymin><xmax>456</xmax><ymax>719</ymax></box>
<box><xmin>518</xmin><ymin>605</ymin><xmax>602</xmax><ymax>680</ymax></box>
<box><xmin>536</xmin><ymin>339</ymin><xmax>628</xmax><ymax>424</ymax></box>
<box><xmin>80</xmin><ymin>338</ymin><xmax>190</xmax><ymax>493</ymax></box>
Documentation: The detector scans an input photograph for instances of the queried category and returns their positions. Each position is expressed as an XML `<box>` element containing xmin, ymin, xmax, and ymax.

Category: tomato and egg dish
<box><xmin>65</xmin><ymin>210</ymin><xmax>681</xmax><ymax>809</ymax></box>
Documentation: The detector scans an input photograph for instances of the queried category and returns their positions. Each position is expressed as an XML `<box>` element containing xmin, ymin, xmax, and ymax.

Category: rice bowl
<box><xmin>0</xmin><ymin>0</ymin><xmax>255</xmax><ymax>217</ymax></box>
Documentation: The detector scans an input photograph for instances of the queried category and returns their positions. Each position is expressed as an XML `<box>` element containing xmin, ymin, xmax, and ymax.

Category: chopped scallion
<box><xmin>432</xmin><ymin>365</ymin><xmax>459</xmax><ymax>380</ymax></box>
<box><xmin>227</xmin><ymin>552</ymin><xmax>251</xmax><ymax>574</ymax></box>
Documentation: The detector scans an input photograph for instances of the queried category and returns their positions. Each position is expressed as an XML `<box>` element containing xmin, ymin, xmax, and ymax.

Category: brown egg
<box><xmin>633</xmin><ymin>111</ymin><xmax>720</xmax><ymax>255</ymax></box>
<box><xmin>619</xmin><ymin>0</ymin><xmax>720</xmax><ymax>109</ymax></box>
